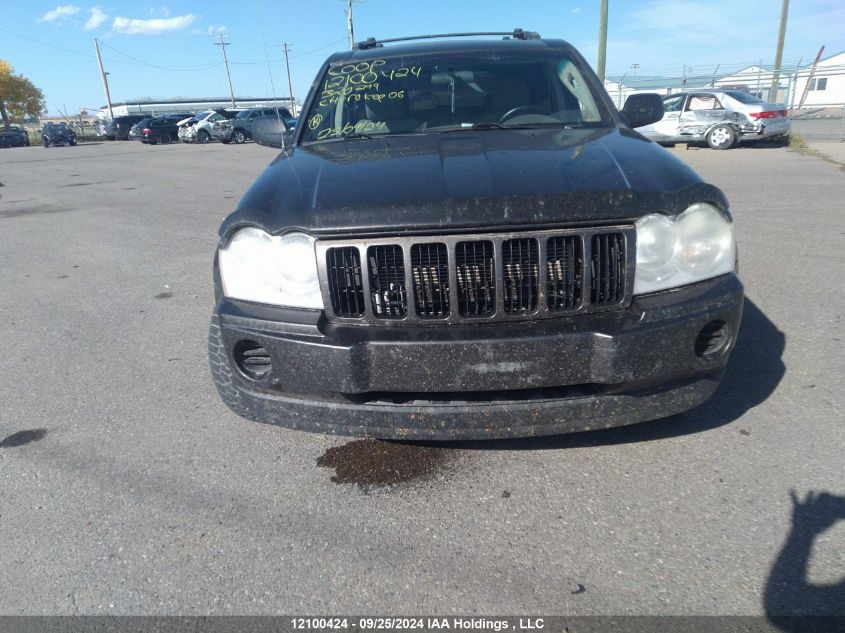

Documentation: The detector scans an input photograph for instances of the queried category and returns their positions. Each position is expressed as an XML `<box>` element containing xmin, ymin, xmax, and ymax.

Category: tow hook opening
<box><xmin>695</xmin><ymin>320</ymin><xmax>731</xmax><ymax>358</ymax></box>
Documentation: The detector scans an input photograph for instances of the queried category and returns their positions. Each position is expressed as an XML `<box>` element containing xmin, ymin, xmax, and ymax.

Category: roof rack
<box><xmin>356</xmin><ymin>29</ymin><xmax>541</xmax><ymax>50</ymax></box>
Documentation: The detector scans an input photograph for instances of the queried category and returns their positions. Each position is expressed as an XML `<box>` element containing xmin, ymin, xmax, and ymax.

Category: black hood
<box><xmin>223</xmin><ymin>127</ymin><xmax>727</xmax><ymax>238</ymax></box>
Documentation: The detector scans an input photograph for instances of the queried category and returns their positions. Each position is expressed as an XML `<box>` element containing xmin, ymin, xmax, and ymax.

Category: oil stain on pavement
<box><xmin>317</xmin><ymin>439</ymin><xmax>450</xmax><ymax>489</ymax></box>
<box><xmin>0</xmin><ymin>428</ymin><xmax>48</xmax><ymax>448</ymax></box>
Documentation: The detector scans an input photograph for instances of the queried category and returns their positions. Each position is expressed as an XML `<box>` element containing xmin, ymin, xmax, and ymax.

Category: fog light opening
<box><xmin>695</xmin><ymin>320</ymin><xmax>730</xmax><ymax>358</ymax></box>
<box><xmin>233</xmin><ymin>340</ymin><xmax>272</xmax><ymax>380</ymax></box>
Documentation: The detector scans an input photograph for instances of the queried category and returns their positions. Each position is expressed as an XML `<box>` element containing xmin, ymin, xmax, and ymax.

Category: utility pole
<box><xmin>797</xmin><ymin>45</ymin><xmax>825</xmax><ymax>111</ymax></box>
<box><xmin>281</xmin><ymin>43</ymin><xmax>296</xmax><ymax>116</ymax></box>
<box><xmin>769</xmin><ymin>0</ymin><xmax>790</xmax><ymax>101</ymax></box>
<box><xmin>215</xmin><ymin>33</ymin><xmax>236</xmax><ymax>108</ymax></box>
<box><xmin>93</xmin><ymin>38</ymin><xmax>114</xmax><ymax>120</ymax></box>
<box><xmin>597</xmin><ymin>0</ymin><xmax>608</xmax><ymax>82</ymax></box>
<box><xmin>346</xmin><ymin>0</ymin><xmax>355</xmax><ymax>49</ymax></box>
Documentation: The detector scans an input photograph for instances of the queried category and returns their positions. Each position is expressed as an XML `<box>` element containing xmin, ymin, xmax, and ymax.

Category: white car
<box><xmin>636</xmin><ymin>90</ymin><xmax>791</xmax><ymax>149</ymax></box>
<box><xmin>178</xmin><ymin>109</ymin><xmax>238</xmax><ymax>144</ymax></box>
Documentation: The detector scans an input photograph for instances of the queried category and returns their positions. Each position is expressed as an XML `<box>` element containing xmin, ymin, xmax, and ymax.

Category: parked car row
<box><xmin>1</xmin><ymin>121</ymin><xmax>82</xmax><ymax>148</ymax></box>
<box><xmin>98</xmin><ymin>108</ymin><xmax>296</xmax><ymax>147</ymax></box>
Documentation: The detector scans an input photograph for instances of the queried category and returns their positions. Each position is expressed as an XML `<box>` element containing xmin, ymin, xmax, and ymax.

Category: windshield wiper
<box><xmin>434</xmin><ymin>121</ymin><xmax>580</xmax><ymax>133</ymax></box>
<box><xmin>469</xmin><ymin>122</ymin><xmax>510</xmax><ymax>130</ymax></box>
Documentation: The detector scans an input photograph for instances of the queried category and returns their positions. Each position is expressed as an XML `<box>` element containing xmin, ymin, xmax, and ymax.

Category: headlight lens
<box><xmin>218</xmin><ymin>228</ymin><xmax>322</xmax><ymax>308</ymax></box>
<box><xmin>634</xmin><ymin>204</ymin><xmax>735</xmax><ymax>295</ymax></box>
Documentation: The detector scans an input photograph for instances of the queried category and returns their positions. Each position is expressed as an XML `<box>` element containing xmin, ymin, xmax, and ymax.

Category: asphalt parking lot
<box><xmin>0</xmin><ymin>139</ymin><xmax>843</xmax><ymax>617</ymax></box>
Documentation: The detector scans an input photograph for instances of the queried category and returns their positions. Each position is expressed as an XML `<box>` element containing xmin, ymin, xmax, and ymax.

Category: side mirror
<box><xmin>253</xmin><ymin>115</ymin><xmax>291</xmax><ymax>149</ymax></box>
<box><xmin>621</xmin><ymin>93</ymin><xmax>664</xmax><ymax>128</ymax></box>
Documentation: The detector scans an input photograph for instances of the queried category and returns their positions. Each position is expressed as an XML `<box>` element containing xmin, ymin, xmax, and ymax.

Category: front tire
<box><xmin>232</xmin><ymin>129</ymin><xmax>247</xmax><ymax>144</ymax></box>
<box><xmin>43</xmin><ymin>139</ymin><xmax>50</xmax><ymax>148</ymax></box>
<box><xmin>707</xmin><ymin>125</ymin><xmax>736</xmax><ymax>150</ymax></box>
<box><xmin>197</xmin><ymin>129</ymin><xmax>211</xmax><ymax>144</ymax></box>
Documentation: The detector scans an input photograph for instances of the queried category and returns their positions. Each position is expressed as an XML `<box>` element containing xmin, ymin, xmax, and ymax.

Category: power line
<box><xmin>289</xmin><ymin>37</ymin><xmax>348</xmax><ymax>59</ymax></box>
<box><xmin>99</xmin><ymin>41</ymin><xmax>222</xmax><ymax>72</ymax></box>
<box><xmin>0</xmin><ymin>26</ymin><xmax>96</xmax><ymax>59</ymax></box>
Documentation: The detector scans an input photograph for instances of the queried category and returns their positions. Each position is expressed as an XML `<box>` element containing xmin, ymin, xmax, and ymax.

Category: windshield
<box><xmin>235</xmin><ymin>110</ymin><xmax>253</xmax><ymax>120</ymax></box>
<box><xmin>300</xmin><ymin>50</ymin><xmax>609</xmax><ymax>143</ymax></box>
<box><xmin>723</xmin><ymin>90</ymin><xmax>765</xmax><ymax>104</ymax></box>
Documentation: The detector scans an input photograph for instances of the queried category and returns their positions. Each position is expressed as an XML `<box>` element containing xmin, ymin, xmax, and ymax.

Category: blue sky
<box><xmin>4</xmin><ymin>0</ymin><xmax>845</xmax><ymax>116</ymax></box>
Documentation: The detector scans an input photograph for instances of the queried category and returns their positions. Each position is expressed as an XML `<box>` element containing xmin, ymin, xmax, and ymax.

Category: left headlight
<box><xmin>218</xmin><ymin>228</ymin><xmax>323</xmax><ymax>308</ymax></box>
<box><xmin>634</xmin><ymin>203</ymin><xmax>736</xmax><ymax>295</ymax></box>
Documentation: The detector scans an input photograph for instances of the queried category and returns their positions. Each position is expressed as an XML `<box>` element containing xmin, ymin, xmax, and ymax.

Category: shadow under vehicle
<box><xmin>209</xmin><ymin>30</ymin><xmax>743</xmax><ymax>441</ymax></box>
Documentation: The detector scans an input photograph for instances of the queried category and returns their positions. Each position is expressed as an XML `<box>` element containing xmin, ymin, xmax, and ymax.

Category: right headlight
<box><xmin>218</xmin><ymin>228</ymin><xmax>322</xmax><ymax>308</ymax></box>
<box><xmin>634</xmin><ymin>203</ymin><xmax>735</xmax><ymax>295</ymax></box>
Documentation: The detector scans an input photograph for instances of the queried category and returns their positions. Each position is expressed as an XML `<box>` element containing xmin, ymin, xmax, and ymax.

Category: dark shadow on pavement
<box><xmin>764</xmin><ymin>490</ymin><xmax>845</xmax><ymax>632</ymax></box>
<box><xmin>416</xmin><ymin>297</ymin><xmax>785</xmax><ymax>450</ymax></box>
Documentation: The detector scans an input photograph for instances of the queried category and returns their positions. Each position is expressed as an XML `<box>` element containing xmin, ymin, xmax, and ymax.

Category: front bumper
<box><xmin>210</xmin><ymin>274</ymin><xmax>743</xmax><ymax>439</ymax></box>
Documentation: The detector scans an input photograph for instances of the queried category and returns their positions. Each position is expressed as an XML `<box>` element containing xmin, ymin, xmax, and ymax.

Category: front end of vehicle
<box><xmin>210</xmin><ymin>206</ymin><xmax>742</xmax><ymax>439</ymax></box>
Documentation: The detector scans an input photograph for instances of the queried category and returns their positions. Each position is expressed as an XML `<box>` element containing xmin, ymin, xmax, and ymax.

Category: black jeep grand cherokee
<box><xmin>209</xmin><ymin>30</ymin><xmax>743</xmax><ymax>440</ymax></box>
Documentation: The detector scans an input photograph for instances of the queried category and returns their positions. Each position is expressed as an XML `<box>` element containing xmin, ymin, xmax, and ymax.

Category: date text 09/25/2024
<box><xmin>291</xmin><ymin>618</ymin><xmax>545</xmax><ymax>631</ymax></box>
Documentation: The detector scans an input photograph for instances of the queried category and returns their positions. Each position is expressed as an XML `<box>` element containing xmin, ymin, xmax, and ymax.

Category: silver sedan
<box><xmin>636</xmin><ymin>89</ymin><xmax>791</xmax><ymax>149</ymax></box>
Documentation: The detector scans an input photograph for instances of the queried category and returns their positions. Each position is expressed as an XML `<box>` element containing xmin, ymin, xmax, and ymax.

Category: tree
<box><xmin>0</xmin><ymin>60</ymin><xmax>46</xmax><ymax>129</ymax></box>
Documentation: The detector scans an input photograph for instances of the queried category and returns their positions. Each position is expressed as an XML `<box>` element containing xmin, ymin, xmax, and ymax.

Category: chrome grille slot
<box><xmin>411</xmin><ymin>243</ymin><xmax>450</xmax><ymax>318</ymax></box>
<box><xmin>546</xmin><ymin>235</ymin><xmax>583</xmax><ymax>310</ymax></box>
<box><xmin>326</xmin><ymin>247</ymin><xmax>365</xmax><ymax>317</ymax></box>
<box><xmin>368</xmin><ymin>244</ymin><xmax>407</xmax><ymax>318</ymax></box>
<box><xmin>455</xmin><ymin>241</ymin><xmax>496</xmax><ymax>317</ymax></box>
<box><xmin>502</xmin><ymin>238</ymin><xmax>540</xmax><ymax>314</ymax></box>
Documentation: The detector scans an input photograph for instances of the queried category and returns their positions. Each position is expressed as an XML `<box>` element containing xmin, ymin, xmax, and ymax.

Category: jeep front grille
<box><xmin>456</xmin><ymin>240</ymin><xmax>495</xmax><ymax>317</ymax></box>
<box><xmin>411</xmin><ymin>243</ymin><xmax>450</xmax><ymax>318</ymax></box>
<box><xmin>502</xmin><ymin>238</ymin><xmax>540</xmax><ymax>314</ymax></box>
<box><xmin>326</xmin><ymin>246</ymin><xmax>365</xmax><ymax>317</ymax></box>
<box><xmin>320</xmin><ymin>227</ymin><xmax>634</xmax><ymax>325</ymax></box>
<box><xmin>368</xmin><ymin>244</ymin><xmax>407</xmax><ymax>318</ymax></box>
<box><xmin>546</xmin><ymin>235</ymin><xmax>583</xmax><ymax>310</ymax></box>
<box><xmin>591</xmin><ymin>232</ymin><xmax>626</xmax><ymax>306</ymax></box>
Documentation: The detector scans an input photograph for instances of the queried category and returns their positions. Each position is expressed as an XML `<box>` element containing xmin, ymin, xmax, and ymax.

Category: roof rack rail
<box><xmin>356</xmin><ymin>29</ymin><xmax>541</xmax><ymax>50</ymax></box>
